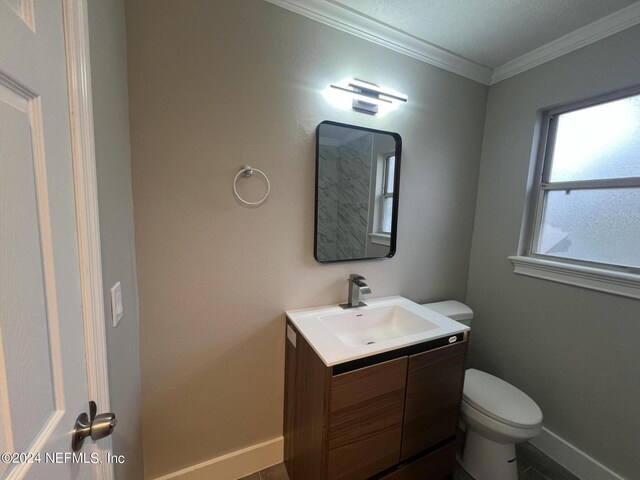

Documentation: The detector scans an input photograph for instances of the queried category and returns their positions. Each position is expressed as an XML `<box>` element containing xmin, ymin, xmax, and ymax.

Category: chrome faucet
<box><xmin>340</xmin><ymin>274</ymin><xmax>372</xmax><ymax>309</ymax></box>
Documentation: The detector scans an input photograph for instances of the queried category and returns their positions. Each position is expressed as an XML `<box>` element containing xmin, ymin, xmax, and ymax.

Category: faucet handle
<box><xmin>349</xmin><ymin>274</ymin><xmax>365</xmax><ymax>282</ymax></box>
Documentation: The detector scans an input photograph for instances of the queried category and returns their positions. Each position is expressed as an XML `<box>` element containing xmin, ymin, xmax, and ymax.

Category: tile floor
<box><xmin>240</xmin><ymin>442</ymin><xmax>581</xmax><ymax>480</ymax></box>
<box><xmin>453</xmin><ymin>443</ymin><xmax>580</xmax><ymax>480</ymax></box>
<box><xmin>239</xmin><ymin>463</ymin><xmax>288</xmax><ymax>480</ymax></box>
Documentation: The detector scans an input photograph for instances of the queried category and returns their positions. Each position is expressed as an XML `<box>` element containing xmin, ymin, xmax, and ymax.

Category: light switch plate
<box><xmin>110</xmin><ymin>282</ymin><xmax>124</xmax><ymax>327</ymax></box>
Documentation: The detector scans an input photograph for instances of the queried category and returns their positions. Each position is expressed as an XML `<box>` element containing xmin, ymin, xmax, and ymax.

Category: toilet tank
<box><xmin>421</xmin><ymin>300</ymin><xmax>473</xmax><ymax>327</ymax></box>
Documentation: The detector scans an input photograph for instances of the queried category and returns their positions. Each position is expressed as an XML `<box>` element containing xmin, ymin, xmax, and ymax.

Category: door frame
<box><xmin>63</xmin><ymin>1</ymin><xmax>114</xmax><ymax>478</ymax></box>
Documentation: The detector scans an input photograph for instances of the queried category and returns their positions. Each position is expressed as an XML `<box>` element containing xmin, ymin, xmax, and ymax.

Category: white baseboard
<box><xmin>154</xmin><ymin>436</ymin><xmax>284</xmax><ymax>480</ymax></box>
<box><xmin>151</xmin><ymin>428</ymin><xmax>625</xmax><ymax>480</ymax></box>
<box><xmin>530</xmin><ymin>427</ymin><xmax>625</xmax><ymax>480</ymax></box>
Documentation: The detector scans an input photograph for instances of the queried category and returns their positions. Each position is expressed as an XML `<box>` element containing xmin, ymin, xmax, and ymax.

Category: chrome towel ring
<box><xmin>233</xmin><ymin>165</ymin><xmax>270</xmax><ymax>206</ymax></box>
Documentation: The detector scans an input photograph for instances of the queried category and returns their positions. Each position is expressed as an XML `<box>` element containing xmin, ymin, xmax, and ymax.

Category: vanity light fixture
<box><xmin>329</xmin><ymin>79</ymin><xmax>408</xmax><ymax>115</ymax></box>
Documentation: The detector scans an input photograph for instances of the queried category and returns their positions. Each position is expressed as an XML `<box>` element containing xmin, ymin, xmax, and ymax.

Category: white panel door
<box><xmin>1</xmin><ymin>1</ymin><xmax>101</xmax><ymax>479</ymax></box>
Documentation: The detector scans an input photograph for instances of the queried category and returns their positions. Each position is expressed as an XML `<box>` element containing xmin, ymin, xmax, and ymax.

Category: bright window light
<box><xmin>529</xmin><ymin>90</ymin><xmax>640</xmax><ymax>271</ymax></box>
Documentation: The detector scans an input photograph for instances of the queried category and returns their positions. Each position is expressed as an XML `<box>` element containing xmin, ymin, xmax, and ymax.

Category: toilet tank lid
<box><xmin>421</xmin><ymin>300</ymin><xmax>473</xmax><ymax>321</ymax></box>
<box><xmin>463</xmin><ymin>369</ymin><xmax>543</xmax><ymax>428</ymax></box>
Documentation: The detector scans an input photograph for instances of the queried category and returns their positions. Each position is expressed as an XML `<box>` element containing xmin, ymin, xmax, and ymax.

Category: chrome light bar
<box><xmin>330</xmin><ymin>79</ymin><xmax>407</xmax><ymax>114</ymax></box>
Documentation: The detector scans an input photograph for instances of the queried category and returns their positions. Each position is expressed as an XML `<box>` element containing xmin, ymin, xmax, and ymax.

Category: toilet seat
<box><xmin>463</xmin><ymin>369</ymin><xmax>543</xmax><ymax>429</ymax></box>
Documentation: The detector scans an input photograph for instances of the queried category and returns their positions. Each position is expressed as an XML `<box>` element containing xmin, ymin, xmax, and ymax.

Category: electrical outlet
<box><xmin>110</xmin><ymin>282</ymin><xmax>124</xmax><ymax>327</ymax></box>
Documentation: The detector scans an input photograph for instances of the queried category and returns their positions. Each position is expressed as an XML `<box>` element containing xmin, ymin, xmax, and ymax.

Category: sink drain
<box><xmin>366</xmin><ymin>341</ymin><xmax>375</xmax><ymax>345</ymax></box>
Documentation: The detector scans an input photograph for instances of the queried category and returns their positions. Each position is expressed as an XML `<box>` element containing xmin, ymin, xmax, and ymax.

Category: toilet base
<box><xmin>459</xmin><ymin>429</ymin><xmax>518</xmax><ymax>480</ymax></box>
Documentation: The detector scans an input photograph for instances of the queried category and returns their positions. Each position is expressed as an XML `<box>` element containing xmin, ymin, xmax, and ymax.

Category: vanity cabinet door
<box><xmin>327</xmin><ymin>357</ymin><xmax>408</xmax><ymax>480</ymax></box>
<box><xmin>400</xmin><ymin>342</ymin><xmax>467</xmax><ymax>461</ymax></box>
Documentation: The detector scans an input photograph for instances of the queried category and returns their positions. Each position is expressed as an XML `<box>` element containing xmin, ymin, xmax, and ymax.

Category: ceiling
<box><xmin>335</xmin><ymin>0</ymin><xmax>637</xmax><ymax>69</ymax></box>
<box><xmin>266</xmin><ymin>0</ymin><xmax>640</xmax><ymax>84</ymax></box>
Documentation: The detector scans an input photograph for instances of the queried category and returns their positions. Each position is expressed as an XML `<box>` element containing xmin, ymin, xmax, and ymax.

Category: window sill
<box><xmin>508</xmin><ymin>256</ymin><xmax>640</xmax><ymax>300</ymax></box>
<box><xmin>369</xmin><ymin>233</ymin><xmax>391</xmax><ymax>246</ymax></box>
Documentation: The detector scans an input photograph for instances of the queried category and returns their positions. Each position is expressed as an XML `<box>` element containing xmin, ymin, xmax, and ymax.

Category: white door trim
<box><xmin>62</xmin><ymin>1</ymin><xmax>114</xmax><ymax>478</ymax></box>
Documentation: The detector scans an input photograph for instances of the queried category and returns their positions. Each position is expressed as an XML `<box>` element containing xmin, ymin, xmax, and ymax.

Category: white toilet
<box><xmin>422</xmin><ymin>301</ymin><xmax>543</xmax><ymax>480</ymax></box>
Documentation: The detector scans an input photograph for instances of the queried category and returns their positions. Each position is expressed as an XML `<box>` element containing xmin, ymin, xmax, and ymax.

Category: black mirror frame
<box><xmin>314</xmin><ymin>120</ymin><xmax>402</xmax><ymax>264</ymax></box>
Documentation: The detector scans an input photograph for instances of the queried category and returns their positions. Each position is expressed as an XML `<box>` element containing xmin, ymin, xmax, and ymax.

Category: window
<box><xmin>511</xmin><ymin>88</ymin><xmax>640</xmax><ymax>300</ymax></box>
<box><xmin>381</xmin><ymin>154</ymin><xmax>395</xmax><ymax>234</ymax></box>
<box><xmin>368</xmin><ymin>152</ymin><xmax>395</xmax><ymax>247</ymax></box>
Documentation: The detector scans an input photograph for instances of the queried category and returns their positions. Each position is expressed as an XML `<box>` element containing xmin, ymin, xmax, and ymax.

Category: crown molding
<box><xmin>266</xmin><ymin>0</ymin><xmax>640</xmax><ymax>87</ymax></box>
<box><xmin>264</xmin><ymin>0</ymin><xmax>492</xmax><ymax>85</ymax></box>
<box><xmin>491</xmin><ymin>2</ymin><xmax>640</xmax><ymax>84</ymax></box>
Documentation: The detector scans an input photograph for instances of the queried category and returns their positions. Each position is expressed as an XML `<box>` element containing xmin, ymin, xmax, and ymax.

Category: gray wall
<box><xmin>467</xmin><ymin>26</ymin><xmax>640</xmax><ymax>479</ymax></box>
<box><xmin>87</xmin><ymin>0</ymin><xmax>143</xmax><ymax>478</ymax></box>
<box><xmin>124</xmin><ymin>0</ymin><xmax>487</xmax><ymax>477</ymax></box>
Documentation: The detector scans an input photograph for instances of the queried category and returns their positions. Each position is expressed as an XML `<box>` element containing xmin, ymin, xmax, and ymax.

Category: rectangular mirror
<box><xmin>315</xmin><ymin>121</ymin><xmax>402</xmax><ymax>263</ymax></box>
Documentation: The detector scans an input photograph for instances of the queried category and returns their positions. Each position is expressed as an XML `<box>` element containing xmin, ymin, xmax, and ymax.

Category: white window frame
<box><xmin>380</xmin><ymin>153</ymin><xmax>395</xmax><ymax>234</ymax></box>
<box><xmin>369</xmin><ymin>152</ymin><xmax>395</xmax><ymax>246</ymax></box>
<box><xmin>510</xmin><ymin>86</ymin><xmax>640</xmax><ymax>300</ymax></box>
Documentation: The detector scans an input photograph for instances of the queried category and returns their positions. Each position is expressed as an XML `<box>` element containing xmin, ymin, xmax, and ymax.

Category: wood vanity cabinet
<box><xmin>284</xmin><ymin>322</ymin><xmax>468</xmax><ymax>480</ymax></box>
<box><xmin>329</xmin><ymin>357</ymin><xmax>407</xmax><ymax>479</ymax></box>
<box><xmin>401</xmin><ymin>342</ymin><xmax>468</xmax><ymax>461</ymax></box>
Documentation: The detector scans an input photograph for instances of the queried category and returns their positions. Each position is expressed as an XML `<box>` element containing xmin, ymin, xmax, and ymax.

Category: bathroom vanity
<box><xmin>284</xmin><ymin>297</ymin><xmax>469</xmax><ymax>480</ymax></box>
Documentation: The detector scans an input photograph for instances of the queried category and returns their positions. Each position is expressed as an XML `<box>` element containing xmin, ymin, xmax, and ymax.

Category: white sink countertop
<box><xmin>285</xmin><ymin>296</ymin><xmax>469</xmax><ymax>366</ymax></box>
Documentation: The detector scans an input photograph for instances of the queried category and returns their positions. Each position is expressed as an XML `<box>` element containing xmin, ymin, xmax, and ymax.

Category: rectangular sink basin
<box><xmin>319</xmin><ymin>305</ymin><xmax>438</xmax><ymax>347</ymax></box>
<box><xmin>286</xmin><ymin>296</ymin><xmax>469</xmax><ymax>366</ymax></box>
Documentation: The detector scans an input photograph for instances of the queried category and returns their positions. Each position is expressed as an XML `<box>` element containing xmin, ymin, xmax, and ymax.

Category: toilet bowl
<box><xmin>422</xmin><ymin>301</ymin><xmax>543</xmax><ymax>480</ymax></box>
<box><xmin>459</xmin><ymin>368</ymin><xmax>542</xmax><ymax>479</ymax></box>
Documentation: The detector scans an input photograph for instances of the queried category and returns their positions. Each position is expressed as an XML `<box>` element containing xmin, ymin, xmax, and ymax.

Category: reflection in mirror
<box><xmin>315</xmin><ymin>121</ymin><xmax>401</xmax><ymax>263</ymax></box>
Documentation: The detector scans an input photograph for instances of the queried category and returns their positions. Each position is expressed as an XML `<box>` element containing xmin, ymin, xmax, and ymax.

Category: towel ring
<box><xmin>233</xmin><ymin>165</ymin><xmax>270</xmax><ymax>206</ymax></box>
